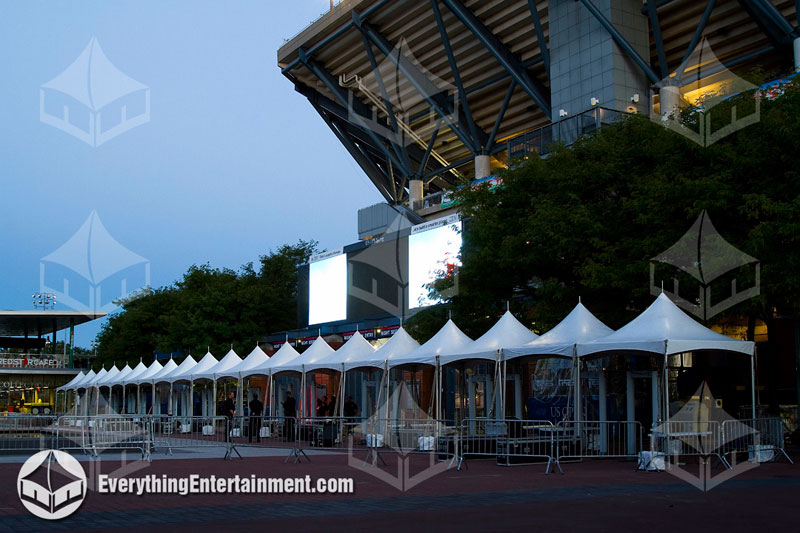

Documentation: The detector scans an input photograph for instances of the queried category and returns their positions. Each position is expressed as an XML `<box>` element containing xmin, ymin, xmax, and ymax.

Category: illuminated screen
<box><xmin>308</xmin><ymin>253</ymin><xmax>347</xmax><ymax>325</ymax></box>
<box><xmin>408</xmin><ymin>221</ymin><xmax>462</xmax><ymax>309</ymax></box>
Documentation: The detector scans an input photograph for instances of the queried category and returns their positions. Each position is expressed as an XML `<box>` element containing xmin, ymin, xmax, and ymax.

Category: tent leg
<box><xmin>751</xmin><ymin>352</ymin><xmax>756</xmax><ymax>419</ymax></box>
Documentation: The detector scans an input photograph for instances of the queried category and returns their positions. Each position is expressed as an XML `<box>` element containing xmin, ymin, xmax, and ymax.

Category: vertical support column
<box><xmin>651</xmin><ymin>370</ymin><xmax>660</xmax><ymax>427</ymax></box>
<box><xmin>598</xmin><ymin>368</ymin><xmax>607</xmax><ymax>454</ymax></box>
<box><xmin>626</xmin><ymin>371</ymin><xmax>635</xmax><ymax>455</ymax></box>
<box><xmin>474</xmin><ymin>154</ymin><xmax>491</xmax><ymax>179</ymax></box>
<box><xmin>69</xmin><ymin>319</ymin><xmax>75</xmax><ymax>369</ymax></box>
<box><xmin>660</xmin><ymin>84</ymin><xmax>681</xmax><ymax>120</ymax></box>
<box><xmin>409</xmin><ymin>179</ymin><xmax>423</xmax><ymax>212</ymax></box>
<box><xmin>751</xmin><ymin>352</ymin><xmax>757</xmax><ymax>419</ymax></box>
<box><xmin>794</xmin><ymin>37</ymin><xmax>800</xmax><ymax>72</ymax></box>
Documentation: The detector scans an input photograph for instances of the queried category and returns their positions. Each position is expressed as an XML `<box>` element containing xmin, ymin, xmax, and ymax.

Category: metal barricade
<box><xmin>149</xmin><ymin>415</ymin><xmax>231</xmax><ymax>458</ymax></box>
<box><xmin>359</xmin><ymin>417</ymin><xmax>456</xmax><ymax>467</ymax></box>
<box><xmin>721</xmin><ymin>417</ymin><xmax>793</xmax><ymax>465</ymax></box>
<box><xmin>555</xmin><ymin>421</ymin><xmax>643</xmax><ymax>464</ymax></box>
<box><xmin>55</xmin><ymin>415</ymin><xmax>152</xmax><ymax>460</ymax></box>
<box><xmin>229</xmin><ymin>415</ymin><xmax>306</xmax><ymax>462</ymax></box>
<box><xmin>458</xmin><ymin>418</ymin><xmax>557</xmax><ymax>473</ymax></box>
<box><xmin>649</xmin><ymin>420</ymin><xmax>725</xmax><ymax>469</ymax></box>
<box><xmin>0</xmin><ymin>415</ymin><xmax>58</xmax><ymax>452</ymax></box>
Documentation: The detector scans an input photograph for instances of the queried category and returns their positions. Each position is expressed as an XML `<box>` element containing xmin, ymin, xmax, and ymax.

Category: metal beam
<box><xmin>679</xmin><ymin>0</ymin><xmax>716</xmax><ymax>69</ymax></box>
<box><xmin>752</xmin><ymin>0</ymin><xmax>797</xmax><ymax>37</ymax></box>
<box><xmin>297</xmin><ymin>49</ymin><xmax>413</xmax><ymax>177</ymax></box>
<box><xmin>430</xmin><ymin>0</ymin><xmax>485</xmax><ymax>150</ymax></box>
<box><xmin>440</xmin><ymin>0</ymin><xmax>552</xmax><ymax>119</ymax></box>
<box><xmin>527</xmin><ymin>0</ymin><xmax>550</xmax><ymax>76</ymax></box>
<box><xmin>353</xmin><ymin>10</ymin><xmax>482</xmax><ymax>154</ymax></box>
<box><xmin>738</xmin><ymin>0</ymin><xmax>794</xmax><ymax>48</ymax></box>
<box><xmin>577</xmin><ymin>0</ymin><xmax>660</xmax><ymax>84</ymax></box>
<box><xmin>416</xmin><ymin>119</ymin><xmax>442</xmax><ymax>179</ymax></box>
<box><xmin>647</xmin><ymin>0</ymin><xmax>669</xmax><ymax>78</ymax></box>
<box><xmin>486</xmin><ymin>80</ymin><xmax>515</xmax><ymax>153</ymax></box>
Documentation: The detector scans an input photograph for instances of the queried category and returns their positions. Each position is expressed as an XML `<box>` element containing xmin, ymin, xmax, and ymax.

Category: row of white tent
<box><xmin>58</xmin><ymin>293</ymin><xmax>755</xmax><ymax>417</ymax></box>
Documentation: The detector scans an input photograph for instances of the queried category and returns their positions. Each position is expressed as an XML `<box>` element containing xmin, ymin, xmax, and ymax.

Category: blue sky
<box><xmin>0</xmin><ymin>1</ymin><xmax>383</xmax><ymax>346</ymax></box>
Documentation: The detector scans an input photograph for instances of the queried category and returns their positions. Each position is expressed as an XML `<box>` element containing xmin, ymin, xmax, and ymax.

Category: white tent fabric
<box><xmin>83</xmin><ymin>368</ymin><xmax>107</xmax><ymax>388</ymax></box>
<box><xmin>94</xmin><ymin>366</ymin><xmax>120</xmax><ymax>387</ymax></box>
<box><xmin>445</xmin><ymin>311</ymin><xmax>538</xmax><ymax>365</ymax></box>
<box><xmin>58</xmin><ymin>371</ymin><xmax>86</xmax><ymax>391</ymax></box>
<box><xmin>243</xmin><ymin>342</ymin><xmax>300</xmax><ymax>377</ymax></box>
<box><xmin>74</xmin><ymin>370</ymin><xmax>96</xmax><ymax>390</ymax></box>
<box><xmin>304</xmin><ymin>331</ymin><xmax>376</xmax><ymax>372</ymax></box>
<box><xmin>193</xmin><ymin>349</ymin><xmax>242</xmax><ymax>381</ymax></box>
<box><xmin>148</xmin><ymin>359</ymin><xmax>179</xmax><ymax>384</ymax></box>
<box><xmin>217</xmin><ymin>345</ymin><xmax>270</xmax><ymax>379</ymax></box>
<box><xmin>169</xmin><ymin>352</ymin><xmax>217</xmax><ymax>383</ymax></box>
<box><xmin>505</xmin><ymin>301</ymin><xmax>614</xmax><ymax>359</ymax></box>
<box><xmin>577</xmin><ymin>293</ymin><xmax>754</xmax><ymax>357</ymax></box>
<box><xmin>132</xmin><ymin>360</ymin><xmax>164</xmax><ymax>385</ymax></box>
<box><xmin>346</xmin><ymin>327</ymin><xmax>420</xmax><ymax>370</ymax></box>
<box><xmin>99</xmin><ymin>364</ymin><xmax>132</xmax><ymax>387</ymax></box>
<box><xmin>160</xmin><ymin>355</ymin><xmax>198</xmax><ymax>383</ymax></box>
<box><xmin>388</xmin><ymin>319</ymin><xmax>473</xmax><ymax>368</ymax></box>
<box><xmin>279</xmin><ymin>336</ymin><xmax>334</xmax><ymax>373</ymax></box>
<box><xmin>119</xmin><ymin>361</ymin><xmax>149</xmax><ymax>386</ymax></box>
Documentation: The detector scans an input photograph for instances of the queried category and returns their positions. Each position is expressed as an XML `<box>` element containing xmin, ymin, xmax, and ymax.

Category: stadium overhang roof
<box><xmin>0</xmin><ymin>311</ymin><xmax>107</xmax><ymax>337</ymax></box>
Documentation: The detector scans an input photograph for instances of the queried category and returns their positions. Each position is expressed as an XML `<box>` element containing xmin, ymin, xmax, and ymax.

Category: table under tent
<box><xmin>194</xmin><ymin>349</ymin><xmax>243</xmax><ymax>416</ymax></box>
<box><xmin>576</xmin><ymin>293</ymin><xmax>757</xmax><ymax>460</ymax></box>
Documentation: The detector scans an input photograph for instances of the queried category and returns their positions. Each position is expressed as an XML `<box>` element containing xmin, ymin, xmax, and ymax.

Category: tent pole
<box><xmin>212</xmin><ymin>380</ymin><xmax>217</xmax><ymax>417</ymax></box>
<box><xmin>750</xmin><ymin>350</ymin><xmax>757</xmax><ymax>419</ymax></box>
<box><xmin>663</xmin><ymin>341</ymin><xmax>669</xmax><ymax>424</ymax></box>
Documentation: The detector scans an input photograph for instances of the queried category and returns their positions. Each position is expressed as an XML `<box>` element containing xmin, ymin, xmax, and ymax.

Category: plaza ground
<box><xmin>1</xmin><ymin>445</ymin><xmax>798</xmax><ymax>532</ymax></box>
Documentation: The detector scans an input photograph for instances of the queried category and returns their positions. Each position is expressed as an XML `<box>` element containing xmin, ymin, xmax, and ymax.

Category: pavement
<box><xmin>1</xmin><ymin>446</ymin><xmax>798</xmax><ymax>532</ymax></box>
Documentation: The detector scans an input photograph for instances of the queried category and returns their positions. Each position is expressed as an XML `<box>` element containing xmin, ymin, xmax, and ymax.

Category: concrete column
<box><xmin>409</xmin><ymin>179</ymin><xmax>423</xmax><ymax>211</ymax></box>
<box><xmin>794</xmin><ymin>37</ymin><xmax>800</xmax><ymax>72</ymax></box>
<box><xmin>474</xmin><ymin>154</ymin><xmax>491</xmax><ymax>179</ymax></box>
<box><xmin>660</xmin><ymin>84</ymin><xmax>681</xmax><ymax>120</ymax></box>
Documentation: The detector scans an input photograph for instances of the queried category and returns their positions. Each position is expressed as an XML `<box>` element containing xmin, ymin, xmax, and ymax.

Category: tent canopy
<box><xmin>304</xmin><ymin>331</ymin><xmax>376</xmax><ymax>372</ymax></box>
<box><xmin>132</xmin><ymin>360</ymin><xmax>164</xmax><ymax>385</ymax></box>
<box><xmin>83</xmin><ymin>368</ymin><xmax>107</xmax><ymax>388</ymax></box>
<box><xmin>279</xmin><ymin>336</ymin><xmax>335</xmax><ymax>373</ymax></box>
<box><xmin>58</xmin><ymin>371</ymin><xmax>86</xmax><ymax>391</ymax></box>
<box><xmin>347</xmin><ymin>327</ymin><xmax>420</xmax><ymax>370</ymax></box>
<box><xmin>148</xmin><ymin>358</ymin><xmax>178</xmax><ymax>384</ymax></box>
<box><xmin>194</xmin><ymin>349</ymin><xmax>242</xmax><ymax>381</ymax></box>
<box><xmin>243</xmin><ymin>342</ymin><xmax>299</xmax><ymax>377</ymax></box>
<box><xmin>94</xmin><ymin>366</ymin><xmax>120</xmax><ymax>387</ymax></box>
<box><xmin>505</xmin><ymin>301</ymin><xmax>614</xmax><ymax>360</ymax></box>
<box><xmin>388</xmin><ymin>319</ymin><xmax>472</xmax><ymax>368</ymax></box>
<box><xmin>98</xmin><ymin>364</ymin><xmax>132</xmax><ymax>388</ymax></box>
<box><xmin>75</xmin><ymin>369</ymin><xmax>96</xmax><ymax>390</ymax></box>
<box><xmin>218</xmin><ymin>345</ymin><xmax>270</xmax><ymax>379</ymax></box>
<box><xmin>119</xmin><ymin>361</ymin><xmax>149</xmax><ymax>386</ymax></box>
<box><xmin>446</xmin><ymin>311</ymin><xmax>538</xmax><ymax>365</ymax></box>
<box><xmin>577</xmin><ymin>293</ymin><xmax>755</xmax><ymax>357</ymax></box>
<box><xmin>168</xmin><ymin>352</ymin><xmax>217</xmax><ymax>383</ymax></box>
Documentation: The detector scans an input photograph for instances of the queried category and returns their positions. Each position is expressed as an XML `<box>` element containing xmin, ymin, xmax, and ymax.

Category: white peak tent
<box><xmin>218</xmin><ymin>345</ymin><xmax>270</xmax><ymax>380</ymax></box>
<box><xmin>577</xmin><ymin>293</ymin><xmax>756</xmax><ymax>422</ymax></box>
<box><xmin>194</xmin><ymin>349</ymin><xmax>242</xmax><ymax>382</ymax></box>
<box><xmin>281</xmin><ymin>336</ymin><xmax>334</xmax><ymax>373</ymax></box>
<box><xmin>133</xmin><ymin>360</ymin><xmax>164</xmax><ymax>385</ymax></box>
<box><xmin>351</xmin><ymin>327</ymin><xmax>420</xmax><ymax>370</ymax></box>
<box><xmin>305</xmin><ymin>331</ymin><xmax>375</xmax><ymax>373</ymax></box>
<box><xmin>388</xmin><ymin>319</ymin><xmax>472</xmax><ymax>368</ymax></box>
<box><xmin>150</xmin><ymin>358</ymin><xmax>179</xmax><ymax>384</ymax></box>
<box><xmin>452</xmin><ymin>311</ymin><xmax>539</xmax><ymax>364</ymax></box>
<box><xmin>120</xmin><ymin>360</ymin><xmax>149</xmax><ymax>386</ymax></box>
<box><xmin>58</xmin><ymin>371</ymin><xmax>86</xmax><ymax>391</ymax></box>
<box><xmin>147</xmin><ymin>358</ymin><xmax>179</xmax><ymax>416</ymax></box>
<box><xmin>101</xmin><ymin>364</ymin><xmax>132</xmax><ymax>388</ymax></box>
<box><xmin>73</xmin><ymin>369</ymin><xmax>96</xmax><ymax>390</ymax></box>
<box><xmin>505</xmin><ymin>301</ymin><xmax>614</xmax><ymax>359</ymax></box>
<box><xmin>84</xmin><ymin>367</ymin><xmax>107</xmax><ymax>388</ymax></box>
<box><xmin>578</xmin><ymin>293</ymin><xmax>754</xmax><ymax>357</ymax></box>
<box><xmin>244</xmin><ymin>342</ymin><xmax>299</xmax><ymax>377</ymax></box>
<box><xmin>95</xmin><ymin>365</ymin><xmax>120</xmax><ymax>387</ymax></box>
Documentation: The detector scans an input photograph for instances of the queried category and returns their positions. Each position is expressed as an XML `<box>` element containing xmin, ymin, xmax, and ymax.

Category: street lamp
<box><xmin>91</xmin><ymin>340</ymin><xmax>99</xmax><ymax>358</ymax></box>
<box><xmin>32</xmin><ymin>292</ymin><xmax>57</xmax><ymax>310</ymax></box>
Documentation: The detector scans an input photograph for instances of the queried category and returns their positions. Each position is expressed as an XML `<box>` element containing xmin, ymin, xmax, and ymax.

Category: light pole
<box><xmin>32</xmin><ymin>292</ymin><xmax>57</xmax><ymax>310</ymax></box>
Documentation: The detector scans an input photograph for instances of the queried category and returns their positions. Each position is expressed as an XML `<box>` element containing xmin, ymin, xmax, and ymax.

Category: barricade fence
<box><xmin>150</xmin><ymin>415</ymin><xmax>229</xmax><ymax>457</ymax></box>
<box><xmin>457</xmin><ymin>418</ymin><xmax>558</xmax><ymax>473</ymax></box>
<box><xmin>649</xmin><ymin>420</ymin><xmax>724</xmax><ymax>463</ymax></box>
<box><xmin>228</xmin><ymin>415</ymin><xmax>304</xmax><ymax>462</ymax></box>
<box><xmin>56</xmin><ymin>415</ymin><xmax>152</xmax><ymax>460</ymax></box>
<box><xmin>0</xmin><ymin>415</ymin><xmax>58</xmax><ymax>452</ymax></box>
<box><xmin>721</xmin><ymin>417</ymin><xmax>793</xmax><ymax>465</ymax></box>
<box><xmin>554</xmin><ymin>421</ymin><xmax>643</xmax><ymax>463</ymax></box>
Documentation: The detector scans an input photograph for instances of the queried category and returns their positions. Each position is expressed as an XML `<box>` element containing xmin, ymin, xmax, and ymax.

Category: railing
<box><xmin>554</xmin><ymin>421</ymin><xmax>643</xmax><ymax>464</ymax></box>
<box><xmin>457</xmin><ymin>418</ymin><xmax>558</xmax><ymax>473</ymax></box>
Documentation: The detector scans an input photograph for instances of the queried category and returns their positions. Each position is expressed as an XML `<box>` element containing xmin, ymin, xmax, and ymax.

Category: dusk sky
<box><xmin>0</xmin><ymin>1</ymin><xmax>384</xmax><ymax>346</ymax></box>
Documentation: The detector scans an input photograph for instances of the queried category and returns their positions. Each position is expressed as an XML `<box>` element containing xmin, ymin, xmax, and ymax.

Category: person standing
<box><xmin>223</xmin><ymin>391</ymin><xmax>236</xmax><ymax>437</ymax></box>
<box><xmin>282</xmin><ymin>391</ymin><xmax>297</xmax><ymax>441</ymax></box>
<box><xmin>248</xmin><ymin>395</ymin><xmax>264</xmax><ymax>443</ymax></box>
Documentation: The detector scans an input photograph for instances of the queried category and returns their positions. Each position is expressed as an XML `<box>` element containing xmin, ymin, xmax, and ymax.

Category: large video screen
<box><xmin>348</xmin><ymin>236</ymin><xmax>408</xmax><ymax>320</ymax></box>
<box><xmin>408</xmin><ymin>218</ymin><xmax>462</xmax><ymax>309</ymax></box>
<box><xmin>308</xmin><ymin>252</ymin><xmax>347</xmax><ymax>325</ymax></box>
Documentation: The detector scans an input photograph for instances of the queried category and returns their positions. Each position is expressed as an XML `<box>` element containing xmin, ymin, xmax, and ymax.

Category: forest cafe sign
<box><xmin>0</xmin><ymin>357</ymin><xmax>63</xmax><ymax>369</ymax></box>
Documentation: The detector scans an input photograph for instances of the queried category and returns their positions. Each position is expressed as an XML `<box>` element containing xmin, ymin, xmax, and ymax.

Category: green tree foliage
<box><xmin>424</xmin><ymin>85</ymin><xmax>800</xmax><ymax>339</ymax></box>
<box><xmin>94</xmin><ymin>240</ymin><xmax>317</xmax><ymax>368</ymax></box>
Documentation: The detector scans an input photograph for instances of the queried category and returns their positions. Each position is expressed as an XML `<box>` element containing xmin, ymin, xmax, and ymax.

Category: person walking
<box><xmin>248</xmin><ymin>394</ymin><xmax>263</xmax><ymax>443</ymax></box>
<box><xmin>282</xmin><ymin>391</ymin><xmax>297</xmax><ymax>442</ymax></box>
